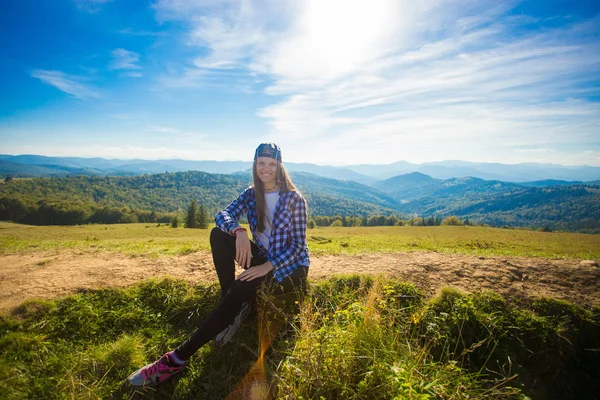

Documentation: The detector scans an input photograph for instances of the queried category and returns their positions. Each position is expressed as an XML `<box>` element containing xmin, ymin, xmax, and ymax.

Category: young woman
<box><xmin>127</xmin><ymin>143</ymin><xmax>310</xmax><ymax>387</ymax></box>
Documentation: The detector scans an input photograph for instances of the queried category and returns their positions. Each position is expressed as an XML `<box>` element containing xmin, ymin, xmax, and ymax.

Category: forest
<box><xmin>0</xmin><ymin>172</ymin><xmax>401</xmax><ymax>226</ymax></box>
<box><xmin>1</xmin><ymin>170</ymin><xmax>598</xmax><ymax>233</ymax></box>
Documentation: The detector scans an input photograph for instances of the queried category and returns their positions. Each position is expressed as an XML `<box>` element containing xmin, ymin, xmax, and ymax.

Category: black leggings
<box><xmin>175</xmin><ymin>227</ymin><xmax>308</xmax><ymax>361</ymax></box>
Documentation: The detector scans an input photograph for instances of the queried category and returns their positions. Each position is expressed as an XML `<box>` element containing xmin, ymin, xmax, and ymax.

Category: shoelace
<box><xmin>142</xmin><ymin>356</ymin><xmax>172</xmax><ymax>380</ymax></box>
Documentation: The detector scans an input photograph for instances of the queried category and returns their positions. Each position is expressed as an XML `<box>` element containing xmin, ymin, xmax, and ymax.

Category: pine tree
<box><xmin>197</xmin><ymin>204</ymin><xmax>208</xmax><ymax>229</ymax></box>
<box><xmin>185</xmin><ymin>200</ymin><xmax>198</xmax><ymax>228</ymax></box>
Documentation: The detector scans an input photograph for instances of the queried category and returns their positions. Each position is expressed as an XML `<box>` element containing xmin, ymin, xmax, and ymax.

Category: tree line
<box><xmin>310</xmin><ymin>214</ymin><xmax>471</xmax><ymax>228</ymax></box>
<box><xmin>0</xmin><ymin>197</ymin><xmax>175</xmax><ymax>225</ymax></box>
<box><xmin>0</xmin><ymin>196</ymin><xmax>217</xmax><ymax>229</ymax></box>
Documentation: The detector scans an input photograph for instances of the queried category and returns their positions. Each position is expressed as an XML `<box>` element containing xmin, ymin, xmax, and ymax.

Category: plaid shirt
<box><xmin>215</xmin><ymin>186</ymin><xmax>310</xmax><ymax>282</ymax></box>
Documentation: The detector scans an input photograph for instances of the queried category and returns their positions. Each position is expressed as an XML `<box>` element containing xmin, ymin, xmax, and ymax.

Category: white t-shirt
<box><xmin>255</xmin><ymin>191</ymin><xmax>280</xmax><ymax>250</ymax></box>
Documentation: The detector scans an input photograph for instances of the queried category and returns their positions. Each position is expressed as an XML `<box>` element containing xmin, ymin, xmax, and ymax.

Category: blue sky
<box><xmin>1</xmin><ymin>0</ymin><xmax>599</xmax><ymax>166</ymax></box>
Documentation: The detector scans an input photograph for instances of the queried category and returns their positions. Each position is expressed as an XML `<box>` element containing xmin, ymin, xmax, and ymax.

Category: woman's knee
<box><xmin>210</xmin><ymin>227</ymin><xmax>231</xmax><ymax>247</ymax></box>
<box><xmin>223</xmin><ymin>278</ymin><xmax>261</xmax><ymax>303</ymax></box>
<box><xmin>210</xmin><ymin>226</ymin><xmax>224</xmax><ymax>239</ymax></box>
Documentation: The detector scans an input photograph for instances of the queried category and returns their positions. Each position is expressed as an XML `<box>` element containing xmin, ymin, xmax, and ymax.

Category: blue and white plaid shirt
<box><xmin>215</xmin><ymin>186</ymin><xmax>310</xmax><ymax>282</ymax></box>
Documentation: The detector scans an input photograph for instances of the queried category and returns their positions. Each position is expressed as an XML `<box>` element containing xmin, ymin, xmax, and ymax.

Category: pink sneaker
<box><xmin>127</xmin><ymin>352</ymin><xmax>187</xmax><ymax>387</ymax></box>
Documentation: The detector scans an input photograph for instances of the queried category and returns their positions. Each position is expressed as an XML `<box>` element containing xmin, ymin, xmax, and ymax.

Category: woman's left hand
<box><xmin>237</xmin><ymin>262</ymin><xmax>274</xmax><ymax>281</ymax></box>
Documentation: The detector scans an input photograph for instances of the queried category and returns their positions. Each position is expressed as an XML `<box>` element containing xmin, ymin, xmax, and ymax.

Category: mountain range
<box><xmin>1</xmin><ymin>155</ymin><xmax>599</xmax><ymax>233</ymax></box>
<box><xmin>1</xmin><ymin>154</ymin><xmax>599</xmax><ymax>183</ymax></box>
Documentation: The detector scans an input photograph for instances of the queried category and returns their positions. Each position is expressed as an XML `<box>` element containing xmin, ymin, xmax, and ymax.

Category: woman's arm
<box><xmin>215</xmin><ymin>188</ymin><xmax>251</xmax><ymax>234</ymax></box>
<box><xmin>269</xmin><ymin>192</ymin><xmax>308</xmax><ymax>270</ymax></box>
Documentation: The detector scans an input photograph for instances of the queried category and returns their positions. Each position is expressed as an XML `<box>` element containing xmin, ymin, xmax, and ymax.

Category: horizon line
<box><xmin>2</xmin><ymin>153</ymin><xmax>599</xmax><ymax>169</ymax></box>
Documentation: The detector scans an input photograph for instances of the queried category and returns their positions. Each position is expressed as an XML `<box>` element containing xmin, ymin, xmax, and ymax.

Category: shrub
<box><xmin>442</xmin><ymin>216</ymin><xmax>464</xmax><ymax>226</ymax></box>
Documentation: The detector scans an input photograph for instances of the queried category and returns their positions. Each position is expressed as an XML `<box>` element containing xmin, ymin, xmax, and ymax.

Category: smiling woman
<box><xmin>126</xmin><ymin>143</ymin><xmax>311</xmax><ymax>388</ymax></box>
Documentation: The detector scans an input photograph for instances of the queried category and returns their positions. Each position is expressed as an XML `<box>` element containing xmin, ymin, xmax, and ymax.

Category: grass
<box><xmin>0</xmin><ymin>222</ymin><xmax>212</xmax><ymax>257</ymax></box>
<box><xmin>1</xmin><ymin>276</ymin><xmax>598</xmax><ymax>399</ymax></box>
<box><xmin>1</xmin><ymin>222</ymin><xmax>598</xmax><ymax>259</ymax></box>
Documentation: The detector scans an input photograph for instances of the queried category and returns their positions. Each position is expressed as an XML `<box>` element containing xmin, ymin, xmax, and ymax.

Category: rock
<box><xmin>579</xmin><ymin>260</ymin><xmax>599</xmax><ymax>268</ymax></box>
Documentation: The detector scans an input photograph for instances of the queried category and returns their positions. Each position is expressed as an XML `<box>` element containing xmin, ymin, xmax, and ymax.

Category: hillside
<box><xmin>372</xmin><ymin>172</ymin><xmax>440</xmax><ymax>201</ymax></box>
<box><xmin>0</xmin><ymin>172</ymin><xmax>400</xmax><ymax>224</ymax></box>
<box><xmin>1</xmin><ymin>169</ymin><xmax>599</xmax><ymax>232</ymax></box>
<box><xmin>374</xmin><ymin>172</ymin><xmax>522</xmax><ymax>201</ymax></box>
<box><xmin>398</xmin><ymin>184</ymin><xmax>600</xmax><ymax>232</ymax></box>
<box><xmin>290</xmin><ymin>172</ymin><xmax>400</xmax><ymax>210</ymax></box>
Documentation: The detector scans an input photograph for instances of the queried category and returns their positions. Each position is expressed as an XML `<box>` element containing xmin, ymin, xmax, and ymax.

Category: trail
<box><xmin>1</xmin><ymin>250</ymin><xmax>598</xmax><ymax>312</ymax></box>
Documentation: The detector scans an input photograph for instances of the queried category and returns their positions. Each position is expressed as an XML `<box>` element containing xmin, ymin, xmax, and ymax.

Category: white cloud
<box><xmin>153</xmin><ymin>0</ymin><xmax>600</xmax><ymax>165</ymax></box>
<box><xmin>30</xmin><ymin>69</ymin><xmax>101</xmax><ymax>100</ymax></box>
<box><xmin>109</xmin><ymin>48</ymin><xmax>142</xmax><ymax>71</ymax></box>
<box><xmin>148</xmin><ymin>125</ymin><xmax>180</xmax><ymax>134</ymax></box>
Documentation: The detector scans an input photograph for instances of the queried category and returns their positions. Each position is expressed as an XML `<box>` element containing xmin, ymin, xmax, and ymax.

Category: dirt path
<box><xmin>1</xmin><ymin>250</ymin><xmax>599</xmax><ymax>312</ymax></box>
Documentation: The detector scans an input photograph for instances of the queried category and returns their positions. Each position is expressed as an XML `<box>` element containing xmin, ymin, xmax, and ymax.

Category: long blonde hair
<box><xmin>253</xmin><ymin>160</ymin><xmax>296</xmax><ymax>233</ymax></box>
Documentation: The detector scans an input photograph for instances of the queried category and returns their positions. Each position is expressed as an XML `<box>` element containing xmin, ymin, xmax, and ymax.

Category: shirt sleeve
<box><xmin>269</xmin><ymin>192</ymin><xmax>308</xmax><ymax>270</ymax></box>
<box><xmin>215</xmin><ymin>188</ymin><xmax>250</xmax><ymax>234</ymax></box>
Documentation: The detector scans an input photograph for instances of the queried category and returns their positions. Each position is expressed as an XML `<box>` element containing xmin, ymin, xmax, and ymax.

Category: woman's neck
<box><xmin>264</xmin><ymin>183</ymin><xmax>279</xmax><ymax>193</ymax></box>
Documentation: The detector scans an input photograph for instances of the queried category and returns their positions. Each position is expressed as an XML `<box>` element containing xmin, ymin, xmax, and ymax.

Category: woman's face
<box><xmin>256</xmin><ymin>156</ymin><xmax>278</xmax><ymax>187</ymax></box>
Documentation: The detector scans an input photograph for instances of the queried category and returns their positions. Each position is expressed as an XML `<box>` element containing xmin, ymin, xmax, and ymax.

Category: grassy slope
<box><xmin>1</xmin><ymin>277</ymin><xmax>598</xmax><ymax>399</ymax></box>
<box><xmin>1</xmin><ymin>222</ymin><xmax>599</xmax><ymax>259</ymax></box>
<box><xmin>1</xmin><ymin>225</ymin><xmax>599</xmax><ymax>398</ymax></box>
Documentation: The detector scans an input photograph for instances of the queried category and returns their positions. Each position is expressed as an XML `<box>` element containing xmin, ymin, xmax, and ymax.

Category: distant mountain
<box><xmin>372</xmin><ymin>172</ymin><xmax>439</xmax><ymax>201</ymax></box>
<box><xmin>1</xmin><ymin>155</ymin><xmax>599</xmax><ymax>182</ymax></box>
<box><xmin>518</xmin><ymin>179</ymin><xmax>584</xmax><ymax>187</ymax></box>
<box><xmin>346</xmin><ymin>160</ymin><xmax>600</xmax><ymax>182</ymax></box>
<box><xmin>449</xmin><ymin>162</ymin><xmax>600</xmax><ymax>182</ymax></box>
<box><xmin>284</xmin><ymin>163</ymin><xmax>375</xmax><ymax>185</ymax></box>
<box><xmin>373</xmin><ymin>172</ymin><xmax>520</xmax><ymax>202</ymax></box>
<box><xmin>0</xmin><ymin>155</ymin><xmax>375</xmax><ymax>183</ymax></box>
<box><xmin>344</xmin><ymin>161</ymin><xmax>418</xmax><ymax>179</ymax></box>
<box><xmin>289</xmin><ymin>172</ymin><xmax>400</xmax><ymax>211</ymax></box>
<box><xmin>0</xmin><ymin>155</ymin><xmax>252</xmax><ymax>176</ymax></box>
<box><xmin>0</xmin><ymin>160</ymin><xmax>103</xmax><ymax>177</ymax></box>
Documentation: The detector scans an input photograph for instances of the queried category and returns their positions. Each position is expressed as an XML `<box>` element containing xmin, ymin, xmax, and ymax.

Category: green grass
<box><xmin>0</xmin><ymin>222</ymin><xmax>213</xmax><ymax>256</ymax></box>
<box><xmin>1</xmin><ymin>222</ymin><xmax>599</xmax><ymax>259</ymax></box>
<box><xmin>1</xmin><ymin>277</ymin><xmax>598</xmax><ymax>399</ymax></box>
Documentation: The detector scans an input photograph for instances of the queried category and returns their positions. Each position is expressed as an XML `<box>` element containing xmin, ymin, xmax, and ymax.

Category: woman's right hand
<box><xmin>235</xmin><ymin>230</ymin><xmax>252</xmax><ymax>268</ymax></box>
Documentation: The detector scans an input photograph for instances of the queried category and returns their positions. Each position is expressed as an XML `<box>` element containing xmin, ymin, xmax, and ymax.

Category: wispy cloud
<box><xmin>118</xmin><ymin>28</ymin><xmax>165</xmax><ymax>37</ymax></box>
<box><xmin>148</xmin><ymin>125</ymin><xmax>180</xmax><ymax>134</ymax></box>
<box><xmin>146</xmin><ymin>125</ymin><xmax>209</xmax><ymax>144</ymax></box>
<box><xmin>121</xmin><ymin>72</ymin><xmax>143</xmax><ymax>78</ymax></box>
<box><xmin>30</xmin><ymin>69</ymin><xmax>101</xmax><ymax>100</ymax></box>
<box><xmin>73</xmin><ymin>0</ymin><xmax>113</xmax><ymax>13</ymax></box>
<box><xmin>153</xmin><ymin>0</ymin><xmax>600</xmax><ymax>165</ymax></box>
<box><xmin>109</xmin><ymin>48</ymin><xmax>142</xmax><ymax>71</ymax></box>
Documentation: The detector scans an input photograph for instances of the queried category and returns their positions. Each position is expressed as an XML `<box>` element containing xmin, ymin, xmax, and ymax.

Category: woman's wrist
<box><xmin>232</xmin><ymin>227</ymin><xmax>247</xmax><ymax>237</ymax></box>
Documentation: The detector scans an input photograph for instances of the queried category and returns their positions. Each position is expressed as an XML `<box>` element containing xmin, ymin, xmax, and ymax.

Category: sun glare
<box><xmin>299</xmin><ymin>0</ymin><xmax>398</xmax><ymax>76</ymax></box>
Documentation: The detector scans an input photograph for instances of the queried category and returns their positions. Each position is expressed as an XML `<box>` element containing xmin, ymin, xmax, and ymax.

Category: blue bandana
<box><xmin>254</xmin><ymin>143</ymin><xmax>282</xmax><ymax>162</ymax></box>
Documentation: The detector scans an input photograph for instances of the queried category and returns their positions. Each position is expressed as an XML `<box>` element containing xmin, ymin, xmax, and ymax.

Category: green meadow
<box><xmin>1</xmin><ymin>223</ymin><xmax>599</xmax><ymax>398</ymax></box>
<box><xmin>1</xmin><ymin>222</ymin><xmax>599</xmax><ymax>259</ymax></box>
